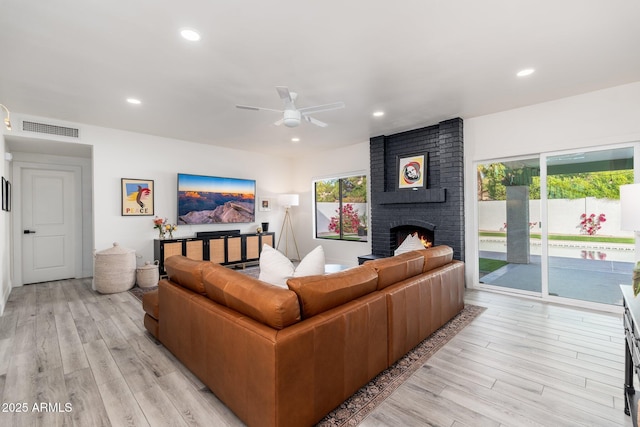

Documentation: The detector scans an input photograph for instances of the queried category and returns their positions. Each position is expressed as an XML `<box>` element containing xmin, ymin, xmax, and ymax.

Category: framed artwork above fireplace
<box><xmin>398</xmin><ymin>154</ymin><xmax>427</xmax><ymax>189</ymax></box>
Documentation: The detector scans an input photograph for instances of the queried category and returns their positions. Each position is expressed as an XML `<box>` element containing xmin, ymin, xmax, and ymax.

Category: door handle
<box><xmin>23</xmin><ymin>230</ymin><xmax>36</xmax><ymax>234</ymax></box>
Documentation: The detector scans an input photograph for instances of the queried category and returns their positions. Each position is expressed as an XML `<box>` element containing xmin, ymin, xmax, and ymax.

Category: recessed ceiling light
<box><xmin>373</xmin><ymin>111</ymin><xmax>385</xmax><ymax>117</ymax></box>
<box><xmin>517</xmin><ymin>68</ymin><xmax>535</xmax><ymax>77</ymax></box>
<box><xmin>291</xmin><ymin>137</ymin><xmax>300</xmax><ymax>142</ymax></box>
<box><xmin>126</xmin><ymin>98</ymin><xmax>141</xmax><ymax>105</ymax></box>
<box><xmin>180</xmin><ymin>29</ymin><xmax>201</xmax><ymax>42</ymax></box>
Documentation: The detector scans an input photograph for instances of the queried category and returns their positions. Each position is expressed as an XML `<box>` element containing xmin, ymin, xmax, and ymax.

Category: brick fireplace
<box><xmin>368</xmin><ymin>118</ymin><xmax>464</xmax><ymax>261</ymax></box>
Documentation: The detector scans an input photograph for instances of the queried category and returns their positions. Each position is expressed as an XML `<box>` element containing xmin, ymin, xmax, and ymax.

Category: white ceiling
<box><xmin>1</xmin><ymin>1</ymin><xmax>639</xmax><ymax>158</ymax></box>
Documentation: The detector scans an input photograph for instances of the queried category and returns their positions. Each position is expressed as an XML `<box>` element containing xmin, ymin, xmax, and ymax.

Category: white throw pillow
<box><xmin>293</xmin><ymin>245</ymin><xmax>325</xmax><ymax>278</ymax></box>
<box><xmin>394</xmin><ymin>233</ymin><xmax>425</xmax><ymax>256</ymax></box>
<box><xmin>259</xmin><ymin>245</ymin><xmax>325</xmax><ymax>288</ymax></box>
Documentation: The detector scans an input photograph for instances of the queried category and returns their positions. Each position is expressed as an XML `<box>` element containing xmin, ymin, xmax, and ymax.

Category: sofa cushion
<box><xmin>287</xmin><ymin>265</ymin><xmax>378</xmax><ymax>318</ymax></box>
<box><xmin>142</xmin><ymin>288</ymin><xmax>159</xmax><ymax>319</ymax></box>
<box><xmin>418</xmin><ymin>245</ymin><xmax>453</xmax><ymax>272</ymax></box>
<box><xmin>203</xmin><ymin>263</ymin><xmax>301</xmax><ymax>330</ymax></box>
<box><xmin>164</xmin><ymin>255</ymin><xmax>207</xmax><ymax>294</ymax></box>
<box><xmin>365</xmin><ymin>251</ymin><xmax>425</xmax><ymax>290</ymax></box>
<box><xmin>259</xmin><ymin>244</ymin><xmax>325</xmax><ymax>288</ymax></box>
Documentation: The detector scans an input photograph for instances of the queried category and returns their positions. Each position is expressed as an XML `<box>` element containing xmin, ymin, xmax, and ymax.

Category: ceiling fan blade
<box><xmin>298</xmin><ymin>101</ymin><xmax>345</xmax><ymax>115</ymax></box>
<box><xmin>236</xmin><ymin>105</ymin><xmax>260</xmax><ymax>111</ymax></box>
<box><xmin>275</xmin><ymin>86</ymin><xmax>292</xmax><ymax>102</ymax></box>
<box><xmin>236</xmin><ymin>104</ymin><xmax>282</xmax><ymax>113</ymax></box>
<box><xmin>303</xmin><ymin>115</ymin><xmax>328</xmax><ymax>127</ymax></box>
<box><xmin>274</xmin><ymin>118</ymin><xmax>284</xmax><ymax>126</ymax></box>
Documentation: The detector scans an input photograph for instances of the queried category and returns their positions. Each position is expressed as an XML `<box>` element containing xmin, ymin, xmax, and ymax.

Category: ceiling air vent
<box><xmin>22</xmin><ymin>121</ymin><xmax>79</xmax><ymax>138</ymax></box>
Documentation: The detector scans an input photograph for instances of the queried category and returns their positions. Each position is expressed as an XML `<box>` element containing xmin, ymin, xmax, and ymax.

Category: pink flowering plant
<box><xmin>329</xmin><ymin>204</ymin><xmax>361</xmax><ymax>234</ymax></box>
<box><xmin>578</xmin><ymin>213</ymin><xmax>606</xmax><ymax>236</ymax></box>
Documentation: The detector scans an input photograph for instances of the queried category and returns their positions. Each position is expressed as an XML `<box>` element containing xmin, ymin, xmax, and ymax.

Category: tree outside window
<box><xmin>315</xmin><ymin>175</ymin><xmax>367</xmax><ymax>242</ymax></box>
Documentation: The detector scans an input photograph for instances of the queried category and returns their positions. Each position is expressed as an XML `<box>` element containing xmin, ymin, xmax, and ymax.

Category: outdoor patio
<box><xmin>480</xmin><ymin>250</ymin><xmax>634</xmax><ymax>305</ymax></box>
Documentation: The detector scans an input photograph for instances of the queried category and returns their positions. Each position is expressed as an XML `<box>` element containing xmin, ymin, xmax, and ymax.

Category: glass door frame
<box><xmin>475</xmin><ymin>142</ymin><xmax>639</xmax><ymax>312</ymax></box>
<box><xmin>475</xmin><ymin>154</ymin><xmax>542</xmax><ymax>299</ymax></box>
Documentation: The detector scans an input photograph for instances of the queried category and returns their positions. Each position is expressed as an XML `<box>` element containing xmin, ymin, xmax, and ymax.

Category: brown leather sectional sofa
<box><xmin>143</xmin><ymin>245</ymin><xmax>464</xmax><ymax>427</ymax></box>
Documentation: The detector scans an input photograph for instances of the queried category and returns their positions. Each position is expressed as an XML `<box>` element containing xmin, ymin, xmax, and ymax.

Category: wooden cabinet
<box><xmin>245</xmin><ymin>235</ymin><xmax>261</xmax><ymax>260</ymax></box>
<box><xmin>208</xmin><ymin>238</ymin><xmax>226</xmax><ymax>264</ymax></box>
<box><xmin>185</xmin><ymin>239</ymin><xmax>204</xmax><ymax>261</ymax></box>
<box><xmin>244</xmin><ymin>233</ymin><xmax>274</xmax><ymax>262</ymax></box>
<box><xmin>226</xmin><ymin>236</ymin><xmax>242</xmax><ymax>263</ymax></box>
<box><xmin>260</xmin><ymin>233</ymin><xmax>274</xmax><ymax>250</ymax></box>
<box><xmin>154</xmin><ymin>238</ymin><xmax>203</xmax><ymax>275</ymax></box>
<box><xmin>622</xmin><ymin>285</ymin><xmax>640</xmax><ymax>423</ymax></box>
<box><xmin>154</xmin><ymin>232</ymin><xmax>275</xmax><ymax>275</ymax></box>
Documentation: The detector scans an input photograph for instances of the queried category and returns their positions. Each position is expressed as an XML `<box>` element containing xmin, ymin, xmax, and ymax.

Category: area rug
<box><xmin>129</xmin><ymin>285</ymin><xmax>157</xmax><ymax>302</ymax></box>
<box><xmin>317</xmin><ymin>303</ymin><xmax>485</xmax><ymax>426</ymax></box>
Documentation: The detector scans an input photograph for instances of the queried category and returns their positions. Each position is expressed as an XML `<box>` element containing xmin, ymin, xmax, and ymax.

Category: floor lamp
<box><xmin>277</xmin><ymin>194</ymin><xmax>300</xmax><ymax>261</ymax></box>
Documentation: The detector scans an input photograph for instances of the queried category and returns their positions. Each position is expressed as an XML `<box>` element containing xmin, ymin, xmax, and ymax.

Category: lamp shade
<box><xmin>620</xmin><ymin>183</ymin><xmax>640</xmax><ymax>231</ymax></box>
<box><xmin>278</xmin><ymin>194</ymin><xmax>299</xmax><ymax>208</ymax></box>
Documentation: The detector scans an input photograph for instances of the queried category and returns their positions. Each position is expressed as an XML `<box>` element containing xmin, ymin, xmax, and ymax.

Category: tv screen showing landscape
<box><xmin>177</xmin><ymin>173</ymin><xmax>256</xmax><ymax>224</ymax></box>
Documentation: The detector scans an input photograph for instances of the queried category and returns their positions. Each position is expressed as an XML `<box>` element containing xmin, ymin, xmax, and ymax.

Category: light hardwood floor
<box><xmin>362</xmin><ymin>290</ymin><xmax>633</xmax><ymax>427</ymax></box>
<box><xmin>0</xmin><ymin>279</ymin><xmax>633</xmax><ymax>426</ymax></box>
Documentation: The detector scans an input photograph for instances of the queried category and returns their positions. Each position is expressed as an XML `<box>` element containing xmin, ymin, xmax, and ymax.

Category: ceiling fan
<box><xmin>236</xmin><ymin>86</ymin><xmax>345</xmax><ymax>128</ymax></box>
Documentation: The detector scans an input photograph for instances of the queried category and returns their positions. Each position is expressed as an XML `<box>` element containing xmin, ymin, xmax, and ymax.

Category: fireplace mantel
<box><xmin>374</xmin><ymin>188</ymin><xmax>446</xmax><ymax>204</ymax></box>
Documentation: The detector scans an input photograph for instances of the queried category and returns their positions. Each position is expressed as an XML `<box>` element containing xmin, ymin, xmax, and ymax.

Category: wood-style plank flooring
<box><xmin>0</xmin><ymin>278</ymin><xmax>242</xmax><ymax>427</ymax></box>
<box><xmin>0</xmin><ymin>279</ymin><xmax>633</xmax><ymax>426</ymax></box>
<box><xmin>362</xmin><ymin>290</ymin><xmax>633</xmax><ymax>427</ymax></box>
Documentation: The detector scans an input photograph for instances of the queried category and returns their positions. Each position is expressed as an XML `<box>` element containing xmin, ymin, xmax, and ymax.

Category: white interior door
<box><xmin>21</xmin><ymin>168</ymin><xmax>75</xmax><ymax>284</ymax></box>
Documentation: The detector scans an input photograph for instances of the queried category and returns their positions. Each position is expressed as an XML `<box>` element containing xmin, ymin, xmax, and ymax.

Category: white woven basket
<box><xmin>136</xmin><ymin>261</ymin><xmax>159</xmax><ymax>288</ymax></box>
<box><xmin>93</xmin><ymin>242</ymin><xmax>136</xmax><ymax>294</ymax></box>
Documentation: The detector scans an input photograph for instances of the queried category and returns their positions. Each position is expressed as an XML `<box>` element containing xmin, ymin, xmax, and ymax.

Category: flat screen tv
<box><xmin>177</xmin><ymin>173</ymin><xmax>256</xmax><ymax>224</ymax></box>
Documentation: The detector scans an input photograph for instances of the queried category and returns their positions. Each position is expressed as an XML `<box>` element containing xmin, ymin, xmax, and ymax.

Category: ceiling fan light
<box><xmin>283</xmin><ymin>109</ymin><xmax>301</xmax><ymax>127</ymax></box>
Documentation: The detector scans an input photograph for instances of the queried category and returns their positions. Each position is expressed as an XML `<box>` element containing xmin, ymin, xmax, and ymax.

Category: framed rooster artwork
<box><xmin>121</xmin><ymin>178</ymin><xmax>154</xmax><ymax>216</ymax></box>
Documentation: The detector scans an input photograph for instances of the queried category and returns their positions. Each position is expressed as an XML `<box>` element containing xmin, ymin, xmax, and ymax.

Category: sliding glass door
<box><xmin>477</xmin><ymin>157</ymin><xmax>542</xmax><ymax>295</ymax></box>
<box><xmin>545</xmin><ymin>147</ymin><xmax>635</xmax><ymax>305</ymax></box>
<box><xmin>477</xmin><ymin>145</ymin><xmax>636</xmax><ymax>307</ymax></box>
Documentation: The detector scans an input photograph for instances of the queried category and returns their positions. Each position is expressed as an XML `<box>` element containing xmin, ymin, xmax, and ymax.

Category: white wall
<box><xmin>465</xmin><ymin>82</ymin><xmax>640</xmax><ymax>288</ymax></box>
<box><xmin>291</xmin><ymin>141</ymin><xmax>371</xmax><ymax>266</ymax></box>
<box><xmin>87</xmin><ymin>125</ymin><xmax>292</xmax><ymax>261</ymax></box>
<box><xmin>0</xmin><ymin>132</ymin><xmax>9</xmax><ymax>314</ymax></box>
<box><xmin>479</xmin><ymin>198</ymin><xmax>631</xmax><ymax>237</ymax></box>
<box><xmin>5</xmin><ymin>114</ymin><xmax>292</xmax><ymax>289</ymax></box>
<box><xmin>3</xmin><ymin>113</ymin><xmax>369</xmax><ymax>298</ymax></box>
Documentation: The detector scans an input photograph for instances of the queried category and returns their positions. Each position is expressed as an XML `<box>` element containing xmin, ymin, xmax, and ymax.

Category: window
<box><xmin>315</xmin><ymin>175</ymin><xmax>367</xmax><ymax>242</ymax></box>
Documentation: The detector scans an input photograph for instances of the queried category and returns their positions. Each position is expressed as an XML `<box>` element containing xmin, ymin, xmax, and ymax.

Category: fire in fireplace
<box><xmin>392</xmin><ymin>225</ymin><xmax>434</xmax><ymax>251</ymax></box>
<box><xmin>397</xmin><ymin>231</ymin><xmax>433</xmax><ymax>249</ymax></box>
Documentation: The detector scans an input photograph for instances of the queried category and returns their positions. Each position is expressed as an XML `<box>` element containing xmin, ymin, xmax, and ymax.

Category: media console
<box><xmin>622</xmin><ymin>284</ymin><xmax>640</xmax><ymax>425</ymax></box>
<box><xmin>154</xmin><ymin>231</ymin><xmax>275</xmax><ymax>275</ymax></box>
